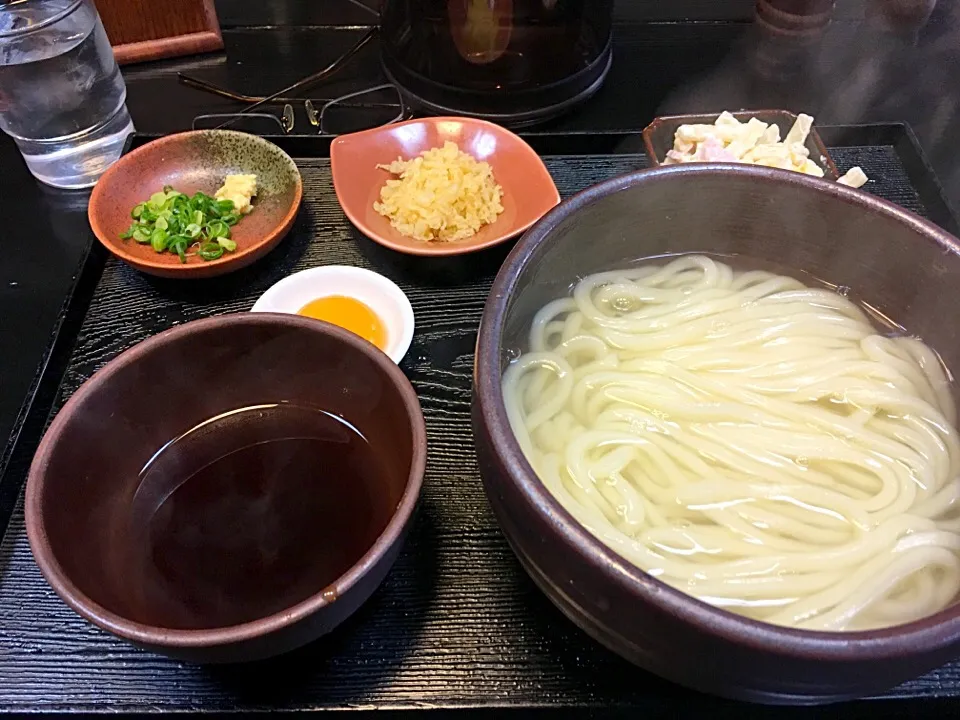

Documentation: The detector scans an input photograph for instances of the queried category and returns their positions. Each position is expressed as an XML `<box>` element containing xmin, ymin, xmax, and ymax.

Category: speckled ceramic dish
<box><xmin>89</xmin><ymin>130</ymin><xmax>303</xmax><ymax>279</ymax></box>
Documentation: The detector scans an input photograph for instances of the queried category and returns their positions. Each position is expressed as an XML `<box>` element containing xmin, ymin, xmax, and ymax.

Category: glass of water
<box><xmin>0</xmin><ymin>0</ymin><xmax>134</xmax><ymax>189</ymax></box>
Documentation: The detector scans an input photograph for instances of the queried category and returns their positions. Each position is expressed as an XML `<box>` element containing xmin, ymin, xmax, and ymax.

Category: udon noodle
<box><xmin>502</xmin><ymin>255</ymin><xmax>960</xmax><ymax>631</ymax></box>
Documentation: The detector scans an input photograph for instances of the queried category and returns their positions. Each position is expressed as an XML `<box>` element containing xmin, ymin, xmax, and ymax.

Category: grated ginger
<box><xmin>214</xmin><ymin>174</ymin><xmax>257</xmax><ymax>214</ymax></box>
<box><xmin>373</xmin><ymin>141</ymin><xmax>504</xmax><ymax>242</ymax></box>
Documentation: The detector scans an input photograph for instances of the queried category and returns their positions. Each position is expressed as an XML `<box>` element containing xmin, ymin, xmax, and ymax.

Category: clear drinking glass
<box><xmin>0</xmin><ymin>0</ymin><xmax>134</xmax><ymax>189</ymax></box>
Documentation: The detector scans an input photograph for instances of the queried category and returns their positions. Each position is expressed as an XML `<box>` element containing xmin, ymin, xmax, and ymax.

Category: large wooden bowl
<box><xmin>26</xmin><ymin>314</ymin><xmax>425</xmax><ymax>662</ymax></box>
<box><xmin>472</xmin><ymin>163</ymin><xmax>960</xmax><ymax>704</ymax></box>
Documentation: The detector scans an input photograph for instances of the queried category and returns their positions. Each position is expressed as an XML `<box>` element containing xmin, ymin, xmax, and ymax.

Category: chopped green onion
<box><xmin>120</xmin><ymin>184</ymin><xmax>249</xmax><ymax>261</ymax></box>
<box><xmin>198</xmin><ymin>242</ymin><xmax>224</xmax><ymax>261</ymax></box>
<box><xmin>190</xmin><ymin>192</ymin><xmax>212</xmax><ymax>210</ymax></box>
<box><xmin>150</xmin><ymin>228</ymin><xmax>169</xmax><ymax>252</ymax></box>
<box><xmin>169</xmin><ymin>235</ymin><xmax>189</xmax><ymax>260</ymax></box>
<box><xmin>206</xmin><ymin>219</ymin><xmax>230</xmax><ymax>239</ymax></box>
<box><xmin>166</xmin><ymin>235</ymin><xmax>188</xmax><ymax>256</ymax></box>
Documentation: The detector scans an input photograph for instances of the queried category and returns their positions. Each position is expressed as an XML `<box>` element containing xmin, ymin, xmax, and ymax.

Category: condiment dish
<box><xmin>330</xmin><ymin>116</ymin><xmax>560</xmax><ymax>257</ymax></box>
<box><xmin>251</xmin><ymin>266</ymin><xmax>414</xmax><ymax>364</ymax></box>
<box><xmin>89</xmin><ymin>130</ymin><xmax>303</xmax><ymax>279</ymax></box>
<box><xmin>642</xmin><ymin>110</ymin><xmax>839</xmax><ymax>179</ymax></box>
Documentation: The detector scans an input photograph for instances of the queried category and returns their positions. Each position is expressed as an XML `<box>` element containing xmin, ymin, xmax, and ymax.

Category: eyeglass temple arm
<box><xmin>317</xmin><ymin>84</ymin><xmax>408</xmax><ymax>135</ymax></box>
<box><xmin>177</xmin><ymin>26</ymin><xmax>378</xmax><ymax>124</ymax></box>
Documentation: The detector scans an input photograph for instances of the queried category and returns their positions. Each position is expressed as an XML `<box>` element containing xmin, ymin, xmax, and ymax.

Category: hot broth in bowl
<box><xmin>473</xmin><ymin>163</ymin><xmax>960</xmax><ymax>703</ymax></box>
<box><xmin>120</xmin><ymin>402</ymin><xmax>403</xmax><ymax>630</ymax></box>
<box><xmin>501</xmin><ymin>253</ymin><xmax>960</xmax><ymax>633</ymax></box>
<box><xmin>26</xmin><ymin>314</ymin><xmax>426</xmax><ymax>663</ymax></box>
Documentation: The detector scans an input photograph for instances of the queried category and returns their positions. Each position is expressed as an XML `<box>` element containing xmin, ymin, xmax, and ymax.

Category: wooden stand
<box><xmin>93</xmin><ymin>0</ymin><xmax>224</xmax><ymax>65</ymax></box>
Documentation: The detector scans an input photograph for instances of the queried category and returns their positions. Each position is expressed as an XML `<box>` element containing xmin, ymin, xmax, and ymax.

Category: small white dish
<box><xmin>251</xmin><ymin>265</ymin><xmax>414</xmax><ymax>364</ymax></box>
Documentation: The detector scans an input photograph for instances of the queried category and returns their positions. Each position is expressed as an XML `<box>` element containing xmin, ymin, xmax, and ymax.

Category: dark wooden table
<box><xmin>2</xmin><ymin>0</ymin><xmax>960</xmax><ymax>715</ymax></box>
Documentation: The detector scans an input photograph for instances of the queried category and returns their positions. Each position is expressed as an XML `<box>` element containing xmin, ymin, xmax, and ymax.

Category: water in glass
<box><xmin>0</xmin><ymin>0</ymin><xmax>134</xmax><ymax>189</ymax></box>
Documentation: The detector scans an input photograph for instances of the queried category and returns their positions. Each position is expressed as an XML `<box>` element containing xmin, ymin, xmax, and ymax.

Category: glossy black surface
<box><xmin>1</xmin><ymin>134</ymin><xmax>958</xmax><ymax>716</ymax></box>
<box><xmin>1</xmin><ymin>0</ymin><xmax>960</xmax><ymax>715</ymax></box>
<box><xmin>380</xmin><ymin>0</ymin><xmax>613</xmax><ymax>124</ymax></box>
<box><xmin>114</xmin><ymin>1</ymin><xmax>960</xmax><ymax>204</ymax></box>
<box><xmin>4</xmin><ymin>3</ymin><xmax>960</xmax><ymax>492</ymax></box>
<box><xmin>0</xmin><ymin>142</ymin><xmax>96</xmax><ymax>525</ymax></box>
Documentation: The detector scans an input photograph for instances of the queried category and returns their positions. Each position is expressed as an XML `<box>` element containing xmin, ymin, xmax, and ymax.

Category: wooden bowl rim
<box><xmin>25</xmin><ymin>313</ymin><xmax>426</xmax><ymax>648</ymax></box>
<box><xmin>474</xmin><ymin>162</ymin><xmax>960</xmax><ymax>661</ymax></box>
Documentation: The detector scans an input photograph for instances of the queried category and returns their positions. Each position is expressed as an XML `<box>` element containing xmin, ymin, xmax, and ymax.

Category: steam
<box><xmin>655</xmin><ymin>1</ymin><xmax>960</xmax><ymax>207</ymax></box>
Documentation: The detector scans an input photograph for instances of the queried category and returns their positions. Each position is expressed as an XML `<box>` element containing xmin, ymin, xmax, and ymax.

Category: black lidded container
<box><xmin>380</xmin><ymin>0</ymin><xmax>614</xmax><ymax>127</ymax></box>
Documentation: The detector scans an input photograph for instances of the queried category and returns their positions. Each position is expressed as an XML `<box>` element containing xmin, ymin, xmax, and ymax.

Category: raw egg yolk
<box><xmin>297</xmin><ymin>296</ymin><xmax>387</xmax><ymax>350</ymax></box>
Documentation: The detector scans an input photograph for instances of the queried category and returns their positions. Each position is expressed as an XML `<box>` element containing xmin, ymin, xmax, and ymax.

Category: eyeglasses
<box><xmin>191</xmin><ymin>83</ymin><xmax>406</xmax><ymax>136</ymax></box>
<box><xmin>182</xmin><ymin>20</ymin><xmax>408</xmax><ymax>136</ymax></box>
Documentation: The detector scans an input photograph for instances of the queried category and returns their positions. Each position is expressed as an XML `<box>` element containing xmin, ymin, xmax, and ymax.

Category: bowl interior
<box><xmin>488</xmin><ymin>165</ymin><xmax>960</xmax><ymax>648</ymax></box>
<box><xmin>330</xmin><ymin>117</ymin><xmax>560</xmax><ymax>256</ymax></box>
<box><xmin>499</xmin><ymin>166</ymin><xmax>960</xmax><ymax>369</ymax></box>
<box><xmin>89</xmin><ymin>130</ymin><xmax>302</xmax><ymax>275</ymax></box>
<box><xmin>30</xmin><ymin>315</ymin><xmax>419</xmax><ymax>633</ymax></box>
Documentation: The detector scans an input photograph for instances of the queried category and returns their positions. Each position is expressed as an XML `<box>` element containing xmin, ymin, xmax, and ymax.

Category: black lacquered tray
<box><xmin>1</xmin><ymin>125</ymin><xmax>959</xmax><ymax>718</ymax></box>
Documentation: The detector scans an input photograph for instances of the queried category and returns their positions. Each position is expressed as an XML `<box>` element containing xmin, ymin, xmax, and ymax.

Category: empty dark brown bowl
<box><xmin>26</xmin><ymin>314</ymin><xmax>426</xmax><ymax>663</ymax></box>
<box><xmin>472</xmin><ymin>163</ymin><xmax>960</xmax><ymax>704</ymax></box>
<box><xmin>88</xmin><ymin>130</ymin><xmax>302</xmax><ymax>279</ymax></box>
<box><xmin>642</xmin><ymin>110</ymin><xmax>840</xmax><ymax>180</ymax></box>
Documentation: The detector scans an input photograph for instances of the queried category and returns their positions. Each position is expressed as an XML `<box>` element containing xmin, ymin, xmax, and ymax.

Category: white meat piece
<box><xmin>837</xmin><ymin>166</ymin><xmax>869</xmax><ymax>188</ymax></box>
